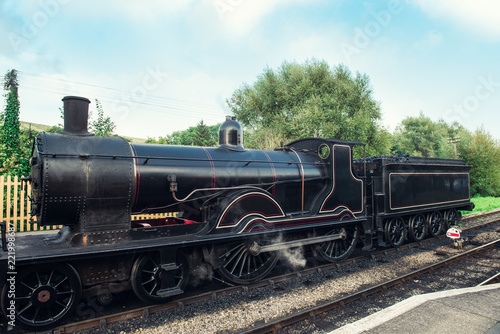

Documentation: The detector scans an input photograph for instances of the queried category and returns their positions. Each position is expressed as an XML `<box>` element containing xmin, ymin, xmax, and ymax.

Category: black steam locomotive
<box><xmin>0</xmin><ymin>96</ymin><xmax>473</xmax><ymax>330</ymax></box>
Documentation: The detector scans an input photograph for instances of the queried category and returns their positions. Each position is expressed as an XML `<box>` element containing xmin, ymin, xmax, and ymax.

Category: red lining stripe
<box><xmin>263</xmin><ymin>152</ymin><xmax>277</xmax><ymax>196</ymax></box>
<box><xmin>202</xmin><ymin>148</ymin><xmax>216</xmax><ymax>190</ymax></box>
<box><xmin>219</xmin><ymin>194</ymin><xmax>284</xmax><ymax>226</ymax></box>
<box><xmin>131</xmin><ymin>145</ymin><xmax>140</xmax><ymax>210</ymax></box>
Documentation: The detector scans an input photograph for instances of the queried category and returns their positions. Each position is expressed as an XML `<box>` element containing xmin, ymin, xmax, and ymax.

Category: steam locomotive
<box><xmin>0</xmin><ymin>96</ymin><xmax>473</xmax><ymax>330</ymax></box>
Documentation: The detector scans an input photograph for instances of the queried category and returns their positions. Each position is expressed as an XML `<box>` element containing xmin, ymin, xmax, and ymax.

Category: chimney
<box><xmin>62</xmin><ymin>96</ymin><xmax>92</xmax><ymax>136</ymax></box>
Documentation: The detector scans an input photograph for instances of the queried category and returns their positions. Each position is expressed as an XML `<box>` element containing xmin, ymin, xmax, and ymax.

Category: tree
<box><xmin>392</xmin><ymin>113</ymin><xmax>500</xmax><ymax>197</ymax></box>
<box><xmin>0</xmin><ymin>69</ymin><xmax>29</xmax><ymax>175</ymax></box>
<box><xmin>226</xmin><ymin>59</ymin><xmax>391</xmax><ymax>155</ymax></box>
<box><xmin>390</xmin><ymin>112</ymin><xmax>483</xmax><ymax>160</ymax></box>
<box><xmin>193</xmin><ymin>120</ymin><xmax>214</xmax><ymax>146</ymax></box>
<box><xmin>166</xmin><ymin>127</ymin><xmax>197</xmax><ymax>146</ymax></box>
<box><xmin>148</xmin><ymin>122</ymin><xmax>220</xmax><ymax>147</ymax></box>
<box><xmin>145</xmin><ymin>136</ymin><xmax>169</xmax><ymax>144</ymax></box>
<box><xmin>89</xmin><ymin>99</ymin><xmax>116</xmax><ymax>136</ymax></box>
<box><xmin>391</xmin><ymin>112</ymin><xmax>455</xmax><ymax>157</ymax></box>
<box><xmin>458</xmin><ymin>128</ymin><xmax>500</xmax><ymax>197</ymax></box>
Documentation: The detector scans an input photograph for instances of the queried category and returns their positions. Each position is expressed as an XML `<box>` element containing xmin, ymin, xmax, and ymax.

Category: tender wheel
<box><xmin>1</xmin><ymin>263</ymin><xmax>82</xmax><ymax>331</ymax></box>
<box><xmin>131</xmin><ymin>251</ymin><xmax>189</xmax><ymax>304</ymax></box>
<box><xmin>427</xmin><ymin>211</ymin><xmax>443</xmax><ymax>237</ymax></box>
<box><xmin>444</xmin><ymin>209</ymin><xmax>459</xmax><ymax>230</ymax></box>
<box><xmin>408</xmin><ymin>214</ymin><xmax>427</xmax><ymax>241</ymax></box>
<box><xmin>215</xmin><ymin>238</ymin><xmax>278</xmax><ymax>285</ymax></box>
<box><xmin>314</xmin><ymin>225</ymin><xmax>359</xmax><ymax>262</ymax></box>
<box><xmin>385</xmin><ymin>218</ymin><xmax>407</xmax><ymax>247</ymax></box>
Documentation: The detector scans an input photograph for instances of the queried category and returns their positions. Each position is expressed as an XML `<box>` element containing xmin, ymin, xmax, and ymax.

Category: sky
<box><xmin>0</xmin><ymin>0</ymin><xmax>499</xmax><ymax>141</ymax></box>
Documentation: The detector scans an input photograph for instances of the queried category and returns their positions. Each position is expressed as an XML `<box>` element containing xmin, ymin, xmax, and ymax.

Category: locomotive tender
<box><xmin>0</xmin><ymin>96</ymin><xmax>474</xmax><ymax>330</ymax></box>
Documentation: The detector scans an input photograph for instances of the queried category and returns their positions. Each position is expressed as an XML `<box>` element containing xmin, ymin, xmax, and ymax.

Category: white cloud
<box><xmin>414</xmin><ymin>0</ymin><xmax>500</xmax><ymax>40</ymax></box>
<box><xmin>0</xmin><ymin>54</ymin><xmax>17</xmax><ymax>70</ymax></box>
<box><xmin>208</xmin><ymin>0</ymin><xmax>318</xmax><ymax>37</ymax></box>
<box><xmin>51</xmin><ymin>0</ymin><xmax>195</xmax><ymax>22</ymax></box>
<box><xmin>211</xmin><ymin>0</ymin><xmax>284</xmax><ymax>35</ymax></box>
<box><xmin>411</xmin><ymin>30</ymin><xmax>443</xmax><ymax>54</ymax></box>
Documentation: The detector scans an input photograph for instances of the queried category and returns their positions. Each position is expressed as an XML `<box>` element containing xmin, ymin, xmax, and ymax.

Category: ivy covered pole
<box><xmin>1</xmin><ymin>69</ymin><xmax>22</xmax><ymax>175</ymax></box>
<box><xmin>2</xmin><ymin>70</ymin><xmax>20</xmax><ymax>149</ymax></box>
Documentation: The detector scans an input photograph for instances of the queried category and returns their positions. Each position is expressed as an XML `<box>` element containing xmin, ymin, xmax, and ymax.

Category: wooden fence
<box><xmin>1</xmin><ymin>175</ymin><xmax>172</xmax><ymax>233</ymax></box>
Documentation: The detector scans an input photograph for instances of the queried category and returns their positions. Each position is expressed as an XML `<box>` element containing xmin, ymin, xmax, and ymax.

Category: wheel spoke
<box><xmin>5</xmin><ymin>264</ymin><xmax>81</xmax><ymax>330</ymax></box>
<box><xmin>14</xmin><ymin>295</ymin><xmax>31</xmax><ymax>301</ymax></box>
<box><xmin>229</xmin><ymin>247</ymin><xmax>246</xmax><ymax>275</ymax></box>
<box><xmin>386</xmin><ymin>218</ymin><xmax>406</xmax><ymax>246</ymax></box>
<box><xmin>409</xmin><ymin>214</ymin><xmax>426</xmax><ymax>241</ymax></box>
<box><xmin>216</xmin><ymin>237</ymin><xmax>278</xmax><ymax>285</ymax></box>
<box><xmin>225</xmin><ymin>244</ymin><xmax>243</xmax><ymax>264</ymax></box>
<box><xmin>223</xmin><ymin>244</ymin><xmax>245</xmax><ymax>266</ymax></box>
<box><xmin>56</xmin><ymin>300</ymin><xmax>69</xmax><ymax>309</ymax></box>
<box><xmin>36</xmin><ymin>272</ymin><xmax>42</xmax><ymax>287</ymax></box>
<box><xmin>335</xmin><ymin>241</ymin><xmax>342</xmax><ymax>257</ymax></box>
<box><xmin>141</xmin><ymin>277</ymin><xmax>155</xmax><ymax>286</ymax></box>
<box><xmin>325</xmin><ymin>241</ymin><xmax>334</xmax><ymax>258</ymax></box>
<box><xmin>32</xmin><ymin>307</ymin><xmax>40</xmax><ymax>322</ymax></box>
<box><xmin>239</xmin><ymin>253</ymin><xmax>248</xmax><ymax>278</ymax></box>
<box><xmin>18</xmin><ymin>302</ymin><xmax>33</xmax><ymax>316</ymax></box>
<box><xmin>20</xmin><ymin>281</ymin><xmax>36</xmax><ymax>291</ymax></box>
<box><xmin>56</xmin><ymin>289</ymin><xmax>73</xmax><ymax>296</ymax></box>
<box><xmin>47</xmin><ymin>307</ymin><xmax>54</xmax><ymax>321</ymax></box>
<box><xmin>131</xmin><ymin>252</ymin><xmax>188</xmax><ymax>303</ymax></box>
<box><xmin>150</xmin><ymin>259</ymin><xmax>159</xmax><ymax>269</ymax></box>
<box><xmin>53</xmin><ymin>276</ymin><xmax>68</xmax><ymax>289</ymax></box>
<box><xmin>148</xmin><ymin>282</ymin><xmax>158</xmax><ymax>295</ymax></box>
<box><xmin>47</xmin><ymin>270</ymin><xmax>54</xmax><ymax>286</ymax></box>
<box><xmin>315</xmin><ymin>226</ymin><xmax>358</xmax><ymax>262</ymax></box>
<box><xmin>428</xmin><ymin>212</ymin><xmax>443</xmax><ymax>236</ymax></box>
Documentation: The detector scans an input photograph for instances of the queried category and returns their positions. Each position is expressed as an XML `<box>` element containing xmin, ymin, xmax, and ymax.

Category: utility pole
<box><xmin>448</xmin><ymin>137</ymin><xmax>460</xmax><ymax>159</ymax></box>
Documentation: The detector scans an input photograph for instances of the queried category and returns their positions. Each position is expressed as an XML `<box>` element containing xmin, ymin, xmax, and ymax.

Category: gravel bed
<box><xmin>76</xmin><ymin>224</ymin><xmax>500</xmax><ymax>334</ymax></box>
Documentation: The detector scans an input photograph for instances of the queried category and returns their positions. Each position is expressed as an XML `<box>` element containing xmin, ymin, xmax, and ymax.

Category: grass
<box><xmin>462</xmin><ymin>196</ymin><xmax>500</xmax><ymax>214</ymax></box>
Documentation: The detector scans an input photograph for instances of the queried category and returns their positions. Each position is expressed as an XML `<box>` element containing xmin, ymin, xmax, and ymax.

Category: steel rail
<box><xmin>238</xmin><ymin>239</ymin><xmax>500</xmax><ymax>334</ymax></box>
<box><xmin>477</xmin><ymin>272</ymin><xmax>500</xmax><ymax>286</ymax></box>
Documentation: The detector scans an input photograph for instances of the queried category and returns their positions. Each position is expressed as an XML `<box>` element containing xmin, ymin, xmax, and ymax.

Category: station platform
<box><xmin>330</xmin><ymin>283</ymin><xmax>500</xmax><ymax>334</ymax></box>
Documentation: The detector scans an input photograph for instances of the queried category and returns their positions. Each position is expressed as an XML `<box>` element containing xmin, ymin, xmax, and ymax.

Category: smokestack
<box><xmin>62</xmin><ymin>96</ymin><xmax>92</xmax><ymax>136</ymax></box>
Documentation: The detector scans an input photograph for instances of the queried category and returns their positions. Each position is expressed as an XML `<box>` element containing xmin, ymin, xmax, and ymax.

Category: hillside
<box><xmin>19</xmin><ymin>121</ymin><xmax>147</xmax><ymax>143</ymax></box>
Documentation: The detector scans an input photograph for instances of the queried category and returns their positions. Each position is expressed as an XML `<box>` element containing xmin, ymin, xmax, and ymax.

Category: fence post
<box><xmin>0</xmin><ymin>176</ymin><xmax>4</xmax><ymax>230</ymax></box>
<box><xmin>14</xmin><ymin>175</ymin><xmax>21</xmax><ymax>232</ymax></box>
<box><xmin>6</xmin><ymin>176</ymin><xmax>13</xmax><ymax>231</ymax></box>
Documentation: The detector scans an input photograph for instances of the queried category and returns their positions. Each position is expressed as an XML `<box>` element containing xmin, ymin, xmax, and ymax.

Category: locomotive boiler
<box><xmin>0</xmin><ymin>96</ymin><xmax>474</xmax><ymax>331</ymax></box>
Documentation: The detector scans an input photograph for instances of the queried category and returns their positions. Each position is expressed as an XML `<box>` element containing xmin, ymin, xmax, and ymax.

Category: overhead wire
<box><xmin>21</xmin><ymin>72</ymin><xmax>224</xmax><ymax>110</ymax></box>
<box><xmin>20</xmin><ymin>83</ymin><xmax>223</xmax><ymax>123</ymax></box>
<box><xmin>19</xmin><ymin>82</ymin><xmax>224</xmax><ymax>119</ymax></box>
<box><xmin>17</xmin><ymin>71</ymin><xmax>228</xmax><ymax>123</ymax></box>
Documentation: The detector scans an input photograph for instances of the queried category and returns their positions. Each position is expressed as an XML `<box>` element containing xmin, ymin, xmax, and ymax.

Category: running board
<box><xmin>249</xmin><ymin>230</ymin><xmax>346</xmax><ymax>255</ymax></box>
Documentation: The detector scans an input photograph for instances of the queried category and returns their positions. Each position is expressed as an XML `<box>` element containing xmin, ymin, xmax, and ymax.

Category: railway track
<box><xmin>47</xmin><ymin>209</ymin><xmax>500</xmax><ymax>334</ymax></box>
<box><xmin>238</xmin><ymin>239</ymin><xmax>500</xmax><ymax>334</ymax></box>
